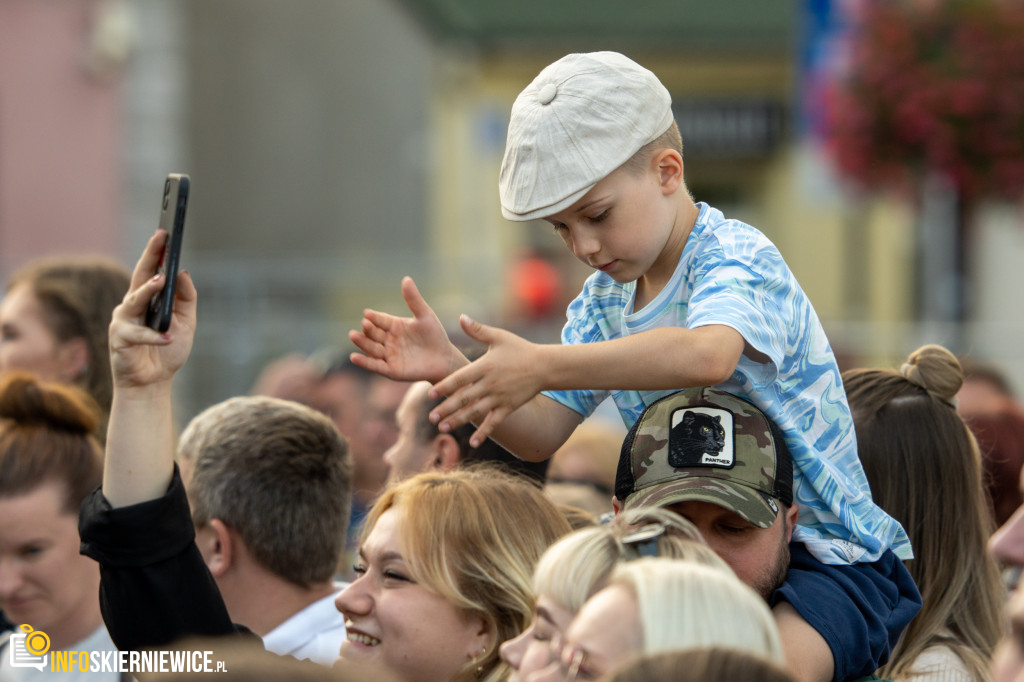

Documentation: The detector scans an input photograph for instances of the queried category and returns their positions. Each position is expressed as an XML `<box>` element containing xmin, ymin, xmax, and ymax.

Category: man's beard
<box><xmin>752</xmin><ymin>536</ymin><xmax>791</xmax><ymax>600</ymax></box>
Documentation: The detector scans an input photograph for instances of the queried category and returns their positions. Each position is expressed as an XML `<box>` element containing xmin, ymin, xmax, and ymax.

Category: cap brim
<box><xmin>501</xmin><ymin>181</ymin><xmax>596</xmax><ymax>222</ymax></box>
<box><xmin>623</xmin><ymin>476</ymin><xmax>779</xmax><ymax>529</ymax></box>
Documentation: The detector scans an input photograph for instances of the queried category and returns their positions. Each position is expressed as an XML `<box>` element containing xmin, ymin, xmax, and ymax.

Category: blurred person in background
<box><xmin>384</xmin><ymin>380</ymin><xmax>548</xmax><ymax>485</ymax></box>
<box><xmin>970</xmin><ymin>410</ymin><xmax>1024</xmax><ymax>528</ymax></box>
<box><xmin>844</xmin><ymin>345</ymin><xmax>1004</xmax><ymax>681</ymax></box>
<box><xmin>0</xmin><ymin>372</ymin><xmax>118</xmax><ymax>681</ymax></box>
<box><xmin>249</xmin><ymin>352</ymin><xmax>320</xmax><ymax>404</ymax></box>
<box><xmin>957</xmin><ymin>359</ymin><xmax>1021</xmax><ymax>420</ymax></box>
<box><xmin>957</xmin><ymin>359</ymin><xmax>1024</xmax><ymax>529</ymax></box>
<box><xmin>543</xmin><ymin>420</ymin><xmax>621</xmax><ymax>518</ymax></box>
<box><xmin>0</xmin><ymin>256</ymin><xmax>130</xmax><ymax>441</ymax></box>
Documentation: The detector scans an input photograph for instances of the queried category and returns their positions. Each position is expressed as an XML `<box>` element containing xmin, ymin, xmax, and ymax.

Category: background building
<box><xmin>2</xmin><ymin>0</ymin><xmax>1022</xmax><ymax>420</ymax></box>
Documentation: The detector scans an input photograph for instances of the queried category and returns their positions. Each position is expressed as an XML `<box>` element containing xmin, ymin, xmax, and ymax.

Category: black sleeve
<box><xmin>770</xmin><ymin>542</ymin><xmax>922</xmax><ymax>682</ymax></box>
<box><xmin>78</xmin><ymin>466</ymin><xmax>257</xmax><ymax>650</ymax></box>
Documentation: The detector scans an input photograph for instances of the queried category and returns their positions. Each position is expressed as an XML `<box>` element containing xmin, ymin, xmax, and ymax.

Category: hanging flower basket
<box><xmin>824</xmin><ymin>0</ymin><xmax>1024</xmax><ymax>205</ymax></box>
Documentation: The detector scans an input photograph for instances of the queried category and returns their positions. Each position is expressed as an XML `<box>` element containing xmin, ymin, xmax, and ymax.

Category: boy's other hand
<box><xmin>349</xmin><ymin>276</ymin><xmax>465</xmax><ymax>383</ymax></box>
<box><xmin>109</xmin><ymin>229</ymin><xmax>197</xmax><ymax>390</ymax></box>
<box><xmin>428</xmin><ymin>314</ymin><xmax>545</xmax><ymax>447</ymax></box>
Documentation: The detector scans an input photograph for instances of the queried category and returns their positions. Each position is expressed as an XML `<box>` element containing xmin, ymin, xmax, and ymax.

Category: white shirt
<box><xmin>261</xmin><ymin>583</ymin><xmax>348</xmax><ymax>666</ymax></box>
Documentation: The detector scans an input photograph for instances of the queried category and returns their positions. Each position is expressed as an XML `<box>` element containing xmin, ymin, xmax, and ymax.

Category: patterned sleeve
<box><xmin>684</xmin><ymin>225</ymin><xmax>794</xmax><ymax>391</ymax></box>
<box><xmin>540</xmin><ymin>276</ymin><xmax>611</xmax><ymax>418</ymax></box>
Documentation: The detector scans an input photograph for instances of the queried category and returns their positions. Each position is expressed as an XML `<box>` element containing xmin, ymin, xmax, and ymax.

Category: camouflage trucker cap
<box><xmin>614</xmin><ymin>388</ymin><xmax>794</xmax><ymax>528</ymax></box>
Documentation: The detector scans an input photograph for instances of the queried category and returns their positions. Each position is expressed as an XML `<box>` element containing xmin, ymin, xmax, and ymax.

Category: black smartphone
<box><xmin>146</xmin><ymin>173</ymin><xmax>190</xmax><ymax>332</ymax></box>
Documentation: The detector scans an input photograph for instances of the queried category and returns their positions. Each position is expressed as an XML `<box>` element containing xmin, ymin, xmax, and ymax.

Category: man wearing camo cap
<box><xmin>613</xmin><ymin>387</ymin><xmax>922</xmax><ymax>681</ymax></box>
<box><xmin>614</xmin><ymin>386</ymin><xmax>796</xmax><ymax>599</ymax></box>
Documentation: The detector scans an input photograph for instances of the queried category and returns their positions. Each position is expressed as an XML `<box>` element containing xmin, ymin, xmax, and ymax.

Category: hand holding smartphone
<box><xmin>146</xmin><ymin>173</ymin><xmax>190</xmax><ymax>332</ymax></box>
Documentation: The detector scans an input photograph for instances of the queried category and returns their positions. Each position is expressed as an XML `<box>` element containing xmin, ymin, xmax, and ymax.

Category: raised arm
<box><xmin>430</xmin><ymin>319</ymin><xmax>745</xmax><ymax>453</ymax></box>
<box><xmin>349</xmin><ymin>276</ymin><xmax>469</xmax><ymax>383</ymax></box>
<box><xmin>103</xmin><ymin>229</ymin><xmax>197</xmax><ymax>507</ymax></box>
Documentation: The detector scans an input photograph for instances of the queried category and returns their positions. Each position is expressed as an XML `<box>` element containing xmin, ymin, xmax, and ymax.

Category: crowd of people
<box><xmin>2</xmin><ymin>50</ymin><xmax>1024</xmax><ymax>682</ymax></box>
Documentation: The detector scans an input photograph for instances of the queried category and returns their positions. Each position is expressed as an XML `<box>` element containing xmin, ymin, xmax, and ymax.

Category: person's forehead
<box><xmin>566</xmin><ymin>585</ymin><xmax>635</xmax><ymax>653</ymax></box>
<box><xmin>313</xmin><ymin>373</ymin><xmax>366</xmax><ymax>403</ymax></box>
<box><xmin>361</xmin><ymin>507</ymin><xmax>403</xmax><ymax>558</ymax></box>
<box><xmin>0</xmin><ymin>483</ymin><xmax>69</xmax><ymax>539</ymax></box>
<box><xmin>369</xmin><ymin>378</ymin><xmax>411</xmax><ymax>412</ymax></box>
<box><xmin>535</xmin><ymin>595</ymin><xmax>575</xmax><ymax>632</ymax></box>
<box><xmin>396</xmin><ymin>382</ymin><xmax>430</xmax><ymax>423</ymax></box>
<box><xmin>0</xmin><ymin>284</ymin><xmax>43</xmax><ymax>321</ymax></box>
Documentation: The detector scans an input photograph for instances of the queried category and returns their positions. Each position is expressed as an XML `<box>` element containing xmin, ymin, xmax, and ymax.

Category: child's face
<box><xmin>543</xmin><ymin>160</ymin><xmax>682</xmax><ymax>286</ymax></box>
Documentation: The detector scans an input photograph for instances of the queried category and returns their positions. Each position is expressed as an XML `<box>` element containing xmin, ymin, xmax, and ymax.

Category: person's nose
<box><xmin>568</xmin><ymin>226</ymin><xmax>601</xmax><ymax>259</ymax></box>
<box><xmin>499</xmin><ymin>629</ymin><xmax>529</xmax><ymax>671</ymax></box>
<box><xmin>334</xmin><ymin>573</ymin><xmax>372</xmax><ymax>618</ymax></box>
<box><xmin>991</xmin><ymin>504</ymin><xmax>1024</xmax><ymax>572</ymax></box>
<box><xmin>382</xmin><ymin>443</ymin><xmax>398</xmax><ymax>468</ymax></box>
<box><xmin>0</xmin><ymin>557</ymin><xmax>25</xmax><ymax>598</ymax></box>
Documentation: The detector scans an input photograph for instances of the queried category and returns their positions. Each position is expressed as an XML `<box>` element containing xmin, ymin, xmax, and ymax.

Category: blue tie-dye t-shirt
<box><xmin>543</xmin><ymin>203</ymin><xmax>912</xmax><ymax>565</ymax></box>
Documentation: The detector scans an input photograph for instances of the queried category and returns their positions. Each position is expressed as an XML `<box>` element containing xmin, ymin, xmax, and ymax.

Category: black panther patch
<box><xmin>668</xmin><ymin>410</ymin><xmax>726</xmax><ymax>467</ymax></box>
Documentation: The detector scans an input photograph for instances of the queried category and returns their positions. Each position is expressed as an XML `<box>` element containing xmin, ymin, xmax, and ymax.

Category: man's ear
<box><xmin>783</xmin><ymin>503</ymin><xmax>799</xmax><ymax>542</ymax></box>
<box><xmin>431</xmin><ymin>434</ymin><xmax>462</xmax><ymax>472</ymax></box>
<box><xmin>653</xmin><ymin>148</ymin><xmax>683</xmax><ymax>195</ymax></box>
<box><xmin>55</xmin><ymin>336</ymin><xmax>89</xmax><ymax>383</ymax></box>
<box><xmin>195</xmin><ymin>519</ymin><xmax>234</xmax><ymax>577</ymax></box>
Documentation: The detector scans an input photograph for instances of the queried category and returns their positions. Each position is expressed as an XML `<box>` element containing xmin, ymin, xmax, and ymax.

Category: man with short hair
<box><xmin>384</xmin><ymin>380</ymin><xmax>548</xmax><ymax>484</ymax></box>
<box><xmin>612</xmin><ymin>388</ymin><xmax>921</xmax><ymax>682</ymax></box>
<box><xmin>175</xmin><ymin>396</ymin><xmax>352</xmax><ymax>664</ymax></box>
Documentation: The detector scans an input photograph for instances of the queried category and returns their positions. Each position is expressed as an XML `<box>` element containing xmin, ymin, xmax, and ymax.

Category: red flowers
<box><xmin>825</xmin><ymin>0</ymin><xmax>1024</xmax><ymax>202</ymax></box>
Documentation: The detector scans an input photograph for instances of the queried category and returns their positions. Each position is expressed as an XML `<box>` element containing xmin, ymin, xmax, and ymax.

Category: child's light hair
<box><xmin>619</xmin><ymin>121</ymin><xmax>684</xmax><ymax>176</ymax></box>
<box><xmin>609</xmin><ymin>558</ymin><xmax>784</xmax><ymax>663</ymax></box>
<box><xmin>532</xmin><ymin>506</ymin><xmax>729</xmax><ymax>614</ymax></box>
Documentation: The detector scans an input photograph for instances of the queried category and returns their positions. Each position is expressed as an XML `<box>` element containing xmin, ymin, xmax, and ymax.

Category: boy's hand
<box><xmin>349</xmin><ymin>276</ymin><xmax>466</xmax><ymax>383</ymax></box>
<box><xmin>429</xmin><ymin>315</ymin><xmax>545</xmax><ymax>447</ymax></box>
<box><xmin>109</xmin><ymin>230</ymin><xmax>197</xmax><ymax>390</ymax></box>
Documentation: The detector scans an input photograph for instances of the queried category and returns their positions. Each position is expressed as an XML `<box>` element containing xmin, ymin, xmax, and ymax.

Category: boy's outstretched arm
<box><xmin>430</xmin><ymin>318</ymin><xmax>745</xmax><ymax>452</ymax></box>
<box><xmin>103</xmin><ymin>229</ymin><xmax>197</xmax><ymax>508</ymax></box>
<box><xmin>348</xmin><ymin>276</ymin><xmax>470</xmax><ymax>383</ymax></box>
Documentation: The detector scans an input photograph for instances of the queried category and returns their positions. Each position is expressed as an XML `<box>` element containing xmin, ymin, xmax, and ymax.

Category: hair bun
<box><xmin>900</xmin><ymin>344</ymin><xmax>962</xmax><ymax>404</ymax></box>
<box><xmin>0</xmin><ymin>372</ymin><xmax>99</xmax><ymax>436</ymax></box>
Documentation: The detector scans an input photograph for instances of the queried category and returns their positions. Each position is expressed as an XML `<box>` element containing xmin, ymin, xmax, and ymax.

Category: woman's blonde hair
<box><xmin>609</xmin><ymin>558</ymin><xmax>784</xmax><ymax>663</ymax></box>
<box><xmin>532</xmin><ymin>506</ymin><xmax>728</xmax><ymax>614</ymax></box>
<box><xmin>843</xmin><ymin>344</ymin><xmax>1005</xmax><ymax>681</ymax></box>
<box><xmin>362</xmin><ymin>465</ymin><xmax>572</xmax><ymax>682</ymax></box>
